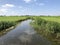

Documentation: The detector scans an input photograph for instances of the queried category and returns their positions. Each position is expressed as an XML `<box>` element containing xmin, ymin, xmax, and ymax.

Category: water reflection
<box><xmin>0</xmin><ymin>20</ymin><xmax>51</xmax><ymax>45</ymax></box>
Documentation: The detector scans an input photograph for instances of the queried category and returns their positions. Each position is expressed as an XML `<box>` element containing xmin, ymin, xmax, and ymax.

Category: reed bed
<box><xmin>0</xmin><ymin>21</ymin><xmax>16</xmax><ymax>31</ymax></box>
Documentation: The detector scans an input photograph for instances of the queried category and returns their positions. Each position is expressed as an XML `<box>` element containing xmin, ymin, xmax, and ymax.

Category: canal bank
<box><xmin>0</xmin><ymin>20</ymin><xmax>51</xmax><ymax>45</ymax></box>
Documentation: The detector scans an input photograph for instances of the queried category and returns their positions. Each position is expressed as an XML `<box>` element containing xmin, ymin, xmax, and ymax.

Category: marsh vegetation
<box><xmin>32</xmin><ymin>16</ymin><xmax>60</xmax><ymax>45</ymax></box>
<box><xmin>0</xmin><ymin>16</ymin><xmax>60</xmax><ymax>45</ymax></box>
<box><xmin>0</xmin><ymin>16</ymin><xmax>29</xmax><ymax>32</ymax></box>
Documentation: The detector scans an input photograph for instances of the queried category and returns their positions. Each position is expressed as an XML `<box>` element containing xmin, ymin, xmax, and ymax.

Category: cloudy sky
<box><xmin>0</xmin><ymin>0</ymin><xmax>60</xmax><ymax>16</ymax></box>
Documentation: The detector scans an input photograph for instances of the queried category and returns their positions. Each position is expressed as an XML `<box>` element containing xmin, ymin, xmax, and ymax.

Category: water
<box><xmin>0</xmin><ymin>20</ymin><xmax>51</xmax><ymax>45</ymax></box>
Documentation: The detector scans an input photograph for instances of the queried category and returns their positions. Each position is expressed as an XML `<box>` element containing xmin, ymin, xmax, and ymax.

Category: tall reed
<box><xmin>0</xmin><ymin>21</ymin><xmax>16</xmax><ymax>31</ymax></box>
<box><xmin>33</xmin><ymin>17</ymin><xmax>60</xmax><ymax>38</ymax></box>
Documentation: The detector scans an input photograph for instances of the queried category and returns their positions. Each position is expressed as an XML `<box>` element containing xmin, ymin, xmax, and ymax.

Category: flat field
<box><xmin>0</xmin><ymin>16</ymin><xmax>28</xmax><ymax>22</ymax></box>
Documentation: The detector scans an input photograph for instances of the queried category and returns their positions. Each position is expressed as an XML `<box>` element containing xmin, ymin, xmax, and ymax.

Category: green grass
<box><xmin>0</xmin><ymin>16</ymin><xmax>28</xmax><ymax>22</ymax></box>
<box><xmin>32</xmin><ymin>16</ymin><xmax>60</xmax><ymax>45</ymax></box>
<box><xmin>0</xmin><ymin>16</ymin><xmax>29</xmax><ymax>31</ymax></box>
<box><xmin>40</xmin><ymin>16</ymin><xmax>60</xmax><ymax>23</ymax></box>
<box><xmin>0</xmin><ymin>21</ymin><xmax>16</xmax><ymax>31</ymax></box>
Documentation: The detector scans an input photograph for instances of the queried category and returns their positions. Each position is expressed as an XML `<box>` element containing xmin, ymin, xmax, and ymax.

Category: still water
<box><xmin>0</xmin><ymin>20</ymin><xmax>51</xmax><ymax>45</ymax></box>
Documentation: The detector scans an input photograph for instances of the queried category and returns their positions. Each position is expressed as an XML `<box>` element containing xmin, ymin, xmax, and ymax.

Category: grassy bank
<box><xmin>0</xmin><ymin>16</ymin><xmax>30</xmax><ymax>32</ymax></box>
<box><xmin>0</xmin><ymin>21</ymin><xmax>16</xmax><ymax>31</ymax></box>
<box><xmin>32</xmin><ymin>16</ymin><xmax>60</xmax><ymax>45</ymax></box>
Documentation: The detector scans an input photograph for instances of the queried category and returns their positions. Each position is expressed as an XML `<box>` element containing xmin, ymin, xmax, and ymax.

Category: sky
<box><xmin>0</xmin><ymin>0</ymin><xmax>60</xmax><ymax>16</ymax></box>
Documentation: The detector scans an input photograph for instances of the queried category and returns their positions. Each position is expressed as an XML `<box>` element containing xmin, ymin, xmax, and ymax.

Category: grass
<box><xmin>32</xmin><ymin>16</ymin><xmax>60</xmax><ymax>45</ymax></box>
<box><xmin>40</xmin><ymin>16</ymin><xmax>60</xmax><ymax>23</ymax></box>
<box><xmin>0</xmin><ymin>16</ymin><xmax>28</xmax><ymax>22</ymax></box>
<box><xmin>0</xmin><ymin>16</ymin><xmax>29</xmax><ymax>31</ymax></box>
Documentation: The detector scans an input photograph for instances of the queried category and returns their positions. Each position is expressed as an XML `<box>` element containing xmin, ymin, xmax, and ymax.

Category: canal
<box><xmin>0</xmin><ymin>20</ymin><xmax>51</xmax><ymax>45</ymax></box>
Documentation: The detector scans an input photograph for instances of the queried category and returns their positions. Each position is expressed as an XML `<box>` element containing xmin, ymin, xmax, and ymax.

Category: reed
<box><xmin>32</xmin><ymin>17</ymin><xmax>60</xmax><ymax>45</ymax></box>
<box><xmin>0</xmin><ymin>16</ymin><xmax>30</xmax><ymax>31</ymax></box>
<box><xmin>0</xmin><ymin>21</ymin><xmax>16</xmax><ymax>31</ymax></box>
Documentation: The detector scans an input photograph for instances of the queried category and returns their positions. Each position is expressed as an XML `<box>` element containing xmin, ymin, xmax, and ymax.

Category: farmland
<box><xmin>32</xmin><ymin>16</ymin><xmax>60</xmax><ymax>45</ymax></box>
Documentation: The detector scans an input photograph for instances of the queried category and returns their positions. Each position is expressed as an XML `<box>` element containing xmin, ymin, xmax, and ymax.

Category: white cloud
<box><xmin>23</xmin><ymin>0</ymin><xmax>32</xmax><ymax>3</ymax></box>
<box><xmin>0</xmin><ymin>8</ymin><xmax>8</xmax><ymax>15</ymax></box>
<box><xmin>23</xmin><ymin>0</ymin><xmax>37</xmax><ymax>3</ymax></box>
<box><xmin>39</xmin><ymin>3</ymin><xmax>45</xmax><ymax>6</ymax></box>
<box><xmin>18</xmin><ymin>6</ymin><xmax>23</xmax><ymax>9</ymax></box>
<box><xmin>36</xmin><ymin>3</ymin><xmax>45</xmax><ymax>6</ymax></box>
<box><xmin>2</xmin><ymin>4</ymin><xmax>15</xmax><ymax>8</ymax></box>
<box><xmin>0</xmin><ymin>8</ymin><xmax>7</xmax><ymax>12</ymax></box>
<box><xmin>0</xmin><ymin>4</ymin><xmax>15</xmax><ymax>15</ymax></box>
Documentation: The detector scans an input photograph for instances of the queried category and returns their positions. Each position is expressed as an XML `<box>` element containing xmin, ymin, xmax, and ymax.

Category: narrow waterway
<box><xmin>0</xmin><ymin>20</ymin><xmax>51</xmax><ymax>45</ymax></box>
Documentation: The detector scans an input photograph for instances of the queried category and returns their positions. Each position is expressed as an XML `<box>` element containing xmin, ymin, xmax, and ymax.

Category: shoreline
<box><xmin>0</xmin><ymin>18</ymin><xmax>30</xmax><ymax>37</ymax></box>
<box><xmin>0</xmin><ymin>26</ymin><xmax>15</xmax><ymax>36</ymax></box>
